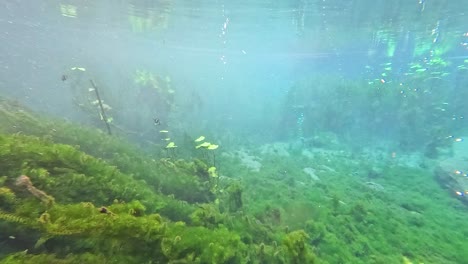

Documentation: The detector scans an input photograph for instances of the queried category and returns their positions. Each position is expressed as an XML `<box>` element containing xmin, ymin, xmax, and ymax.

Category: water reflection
<box><xmin>0</xmin><ymin>0</ymin><xmax>467</xmax><ymax>124</ymax></box>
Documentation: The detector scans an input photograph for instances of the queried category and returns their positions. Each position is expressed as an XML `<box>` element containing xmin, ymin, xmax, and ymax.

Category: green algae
<box><xmin>0</xmin><ymin>99</ymin><xmax>320</xmax><ymax>263</ymax></box>
<box><xmin>1</xmin><ymin>97</ymin><xmax>468</xmax><ymax>263</ymax></box>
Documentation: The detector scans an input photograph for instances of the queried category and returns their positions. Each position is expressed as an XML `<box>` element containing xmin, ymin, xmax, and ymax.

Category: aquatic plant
<box><xmin>2</xmin><ymin>97</ymin><xmax>468</xmax><ymax>263</ymax></box>
<box><xmin>62</xmin><ymin>68</ymin><xmax>115</xmax><ymax>134</ymax></box>
<box><xmin>132</xmin><ymin>69</ymin><xmax>175</xmax><ymax>120</ymax></box>
<box><xmin>164</xmin><ymin>141</ymin><xmax>178</xmax><ymax>158</ymax></box>
<box><xmin>279</xmin><ymin>74</ymin><xmax>460</xmax><ymax>153</ymax></box>
<box><xmin>89</xmin><ymin>79</ymin><xmax>112</xmax><ymax>135</ymax></box>
<box><xmin>0</xmin><ymin>132</ymin><xmax>253</xmax><ymax>262</ymax></box>
<box><xmin>0</xmin><ymin>98</ymin><xmax>215</xmax><ymax>204</ymax></box>
<box><xmin>282</xmin><ymin>230</ymin><xmax>315</xmax><ymax>264</ymax></box>
<box><xmin>0</xmin><ymin>105</ymin><xmax>287</xmax><ymax>262</ymax></box>
<box><xmin>194</xmin><ymin>135</ymin><xmax>219</xmax><ymax>167</ymax></box>
<box><xmin>225</xmin><ymin>182</ymin><xmax>243</xmax><ymax>213</ymax></box>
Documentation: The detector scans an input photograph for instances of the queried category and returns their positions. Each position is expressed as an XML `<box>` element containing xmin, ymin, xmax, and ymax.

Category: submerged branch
<box><xmin>89</xmin><ymin>79</ymin><xmax>112</xmax><ymax>135</ymax></box>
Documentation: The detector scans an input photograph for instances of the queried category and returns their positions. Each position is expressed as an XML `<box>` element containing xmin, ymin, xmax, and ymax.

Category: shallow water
<box><xmin>1</xmin><ymin>1</ymin><xmax>468</xmax><ymax>263</ymax></box>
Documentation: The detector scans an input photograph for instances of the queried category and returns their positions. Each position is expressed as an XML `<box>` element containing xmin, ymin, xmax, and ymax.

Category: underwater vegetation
<box><xmin>62</xmin><ymin>66</ymin><xmax>177</xmax><ymax>146</ymax></box>
<box><xmin>279</xmin><ymin>70</ymin><xmax>468</xmax><ymax>156</ymax></box>
<box><xmin>0</xmin><ymin>98</ymin><xmax>316</xmax><ymax>263</ymax></box>
<box><xmin>1</xmin><ymin>92</ymin><xmax>468</xmax><ymax>264</ymax></box>
<box><xmin>4</xmin><ymin>0</ymin><xmax>468</xmax><ymax>262</ymax></box>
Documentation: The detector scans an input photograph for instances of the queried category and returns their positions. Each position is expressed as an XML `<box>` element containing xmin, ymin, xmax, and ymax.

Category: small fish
<box><xmin>61</xmin><ymin>74</ymin><xmax>67</xmax><ymax>81</ymax></box>
<box><xmin>153</xmin><ymin>118</ymin><xmax>161</xmax><ymax>125</ymax></box>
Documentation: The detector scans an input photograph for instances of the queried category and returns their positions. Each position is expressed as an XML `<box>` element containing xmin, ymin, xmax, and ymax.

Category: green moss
<box><xmin>0</xmin><ymin>121</ymin><xmax>252</xmax><ymax>262</ymax></box>
<box><xmin>0</xmin><ymin>99</ymin><xmax>214</xmax><ymax>205</ymax></box>
<box><xmin>190</xmin><ymin>203</ymin><xmax>224</xmax><ymax>228</ymax></box>
<box><xmin>0</xmin><ymin>251</ymin><xmax>138</xmax><ymax>264</ymax></box>
<box><xmin>0</xmin><ymin>134</ymin><xmax>163</xmax><ymax>210</ymax></box>
<box><xmin>282</xmin><ymin>230</ymin><xmax>315</xmax><ymax>264</ymax></box>
<box><xmin>225</xmin><ymin>182</ymin><xmax>243</xmax><ymax>213</ymax></box>
<box><xmin>0</xmin><ymin>187</ymin><xmax>16</xmax><ymax>207</ymax></box>
<box><xmin>2</xmin><ymin>96</ymin><xmax>468</xmax><ymax>263</ymax></box>
<box><xmin>162</xmin><ymin>222</ymin><xmax>245</xmax><ymax>263</ymax></box>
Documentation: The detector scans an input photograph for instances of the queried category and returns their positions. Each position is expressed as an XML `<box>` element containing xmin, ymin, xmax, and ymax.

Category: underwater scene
<box><xmin>1</xmin><ymin>0</ymin><xmax>468</xmax><ymax>263</ymax></box>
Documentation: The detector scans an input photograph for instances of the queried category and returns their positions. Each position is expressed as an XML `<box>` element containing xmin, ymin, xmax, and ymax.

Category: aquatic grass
<box><xmin>219</xmin><ymin>144</ymin><xmax>468</xmax><ymax>263</ymax></box>
<box><xmin>0</xmin><ymin>98</ymin><xmax>215</xmax><ymax>204</ymax></box>
<box><xmin>1</xmin><ymin>97</ymin><xmax>468</xmax><ymax>263</ymax></box>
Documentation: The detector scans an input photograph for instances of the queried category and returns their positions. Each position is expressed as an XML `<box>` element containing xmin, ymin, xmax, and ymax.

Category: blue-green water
<box><xmin>1</xmin><ymin>1</ymin><xmax>468</xmax><ymax>263</ymax></box>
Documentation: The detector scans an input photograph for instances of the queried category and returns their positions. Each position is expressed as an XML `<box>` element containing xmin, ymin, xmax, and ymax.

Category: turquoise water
<box><xmin>1</xmin><ymin>1</ymin><xmax>468</xmax><ymax>263</ymax></box>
